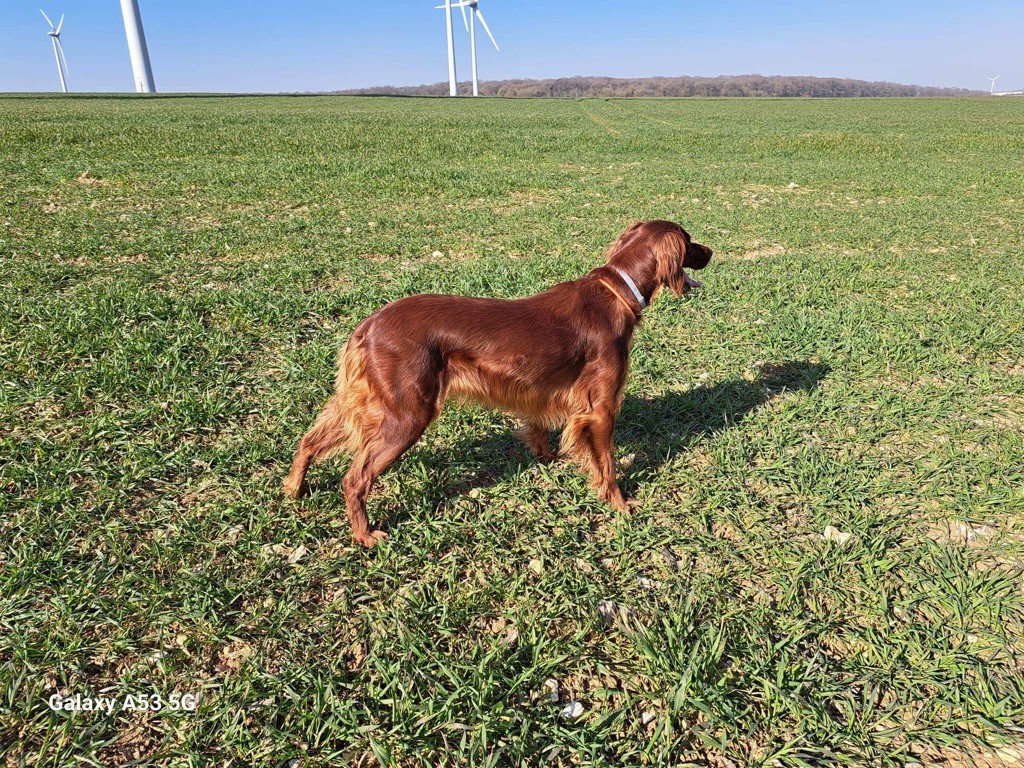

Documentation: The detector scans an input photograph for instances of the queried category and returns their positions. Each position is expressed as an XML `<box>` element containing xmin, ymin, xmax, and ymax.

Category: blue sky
<box><xmin>2</xmin><ymin>0</ymin><xmax>1021</xmax><ymax>93</ymax></box>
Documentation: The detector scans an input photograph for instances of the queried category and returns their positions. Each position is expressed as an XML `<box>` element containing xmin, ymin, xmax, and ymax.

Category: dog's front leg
<box><xmin>561</xmin><ymin>408</ymin><xmax>632</xmax><ymax>513</ymax></box>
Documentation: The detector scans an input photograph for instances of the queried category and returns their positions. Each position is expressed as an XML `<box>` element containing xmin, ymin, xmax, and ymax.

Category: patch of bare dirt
<box><xmin>926</xmin><ymin>520</ymin><xmax>997</xmax><ymax>546</ymax></box>
<box><xmin>736</xmin><ymin>241</ymin><xmax>787</xmax><ymax>260</ymax></box>
<box><xmin>77</xmin><ymin>171</ymin><xmax>110</xmax><ymax>186</ymax></box>
<box><xmin>213</xmin><ymin>639</ymin><xmax>254</xmax><ymax>674</ymax></box>
<box><xmin>96</xmin><ymin>721</ymin><xmax>159</xmax><ymax>765</ymax></box>
<box><xmin>917</xmin><ymin>742</ymin><xmax>1024</xmax><ymax>767</ymax></box>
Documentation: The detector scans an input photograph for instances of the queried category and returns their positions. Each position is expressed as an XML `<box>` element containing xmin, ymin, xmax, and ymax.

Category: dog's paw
<box><xmin>354</xmin><ymin>530</ymin><xmax>389</xmax><ymax>548</ymax></box>
<box><xmin>608</xmin><ymin>495</ymin><xmax>637</xmax><ymax>513</ymax></box>
<box><xmin>282</xmin><ymin>478</ymin><xmax>308</xmax><ymax>499</ymax></box>
<box><xmin>535</xmin><ymin>448</ymin><xmax>557</xmax><ymax>463</ymax></box>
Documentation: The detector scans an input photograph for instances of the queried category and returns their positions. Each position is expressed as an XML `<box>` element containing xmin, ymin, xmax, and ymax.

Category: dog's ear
<box><xmin>654</xmin><ymin>228</ymin><xmax>691</xmax><ymax>297</ymax></box>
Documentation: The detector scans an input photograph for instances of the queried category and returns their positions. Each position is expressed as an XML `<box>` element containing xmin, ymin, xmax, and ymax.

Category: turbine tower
<box><xmin>119</xmin><ymin>0</ymin><xmax>156</xmax><ymax>93</ymax></box>
<box><xmin>454</xmin><ymin>0</ymin><xmax>500</xmax><ymax>96</ymax></box>
<box><xmin>987</xmin><ymin>75</ymin><xmax>1000</xmax><ymax>93</ymax></box>
<box><xmin>440</xmin><ymin>0</ymin><xmax>458</xmax><ymax>96</ymax></box>
<box><xmin>40</xmin><ymin>10</ymin><xmax>69</xmax><ymax>93</ymax></box>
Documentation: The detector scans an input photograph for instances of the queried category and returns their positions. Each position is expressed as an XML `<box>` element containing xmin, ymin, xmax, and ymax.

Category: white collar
<box><xmin>612</xmin><ymin>267</ymin><xmax>647</xmax><ymax>309</ymax></box>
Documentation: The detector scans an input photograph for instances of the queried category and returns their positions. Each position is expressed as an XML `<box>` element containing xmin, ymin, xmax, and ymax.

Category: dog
<box><xmin>284</xmin><ymin>220</ymin><xmax>713</xmax><ymax>547</ymax></box>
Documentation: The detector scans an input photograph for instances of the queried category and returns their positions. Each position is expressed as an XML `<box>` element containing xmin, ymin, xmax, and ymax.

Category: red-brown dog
<box><xmin>284</xmin><ymin>220</ymin><xmax>712</xmax><ymax>547</ymax></box>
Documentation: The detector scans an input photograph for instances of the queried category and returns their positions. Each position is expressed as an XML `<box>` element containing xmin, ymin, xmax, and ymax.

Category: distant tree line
<box><xmin>338</xmin><ymin>75</ymin><xmax>980</xmax><ymax>98</ymax></box>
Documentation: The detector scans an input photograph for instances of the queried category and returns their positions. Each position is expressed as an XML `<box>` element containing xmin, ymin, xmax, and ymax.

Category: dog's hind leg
<box><xmin>344</xmin><ymin>409</ymin><xmax>433</xmax><ymax>548</ymax></box>
<box><xmin>283</xmin><ymin>396</ymin><xmax>348</xmax><ymax>499</ymax></box>
<box><xmin>514</xmin><ymin>421</ymin><xmax>556</xmax><ymax>461</ymax></box>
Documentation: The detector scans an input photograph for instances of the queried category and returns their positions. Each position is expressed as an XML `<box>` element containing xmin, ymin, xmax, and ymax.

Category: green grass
<box><xmin>2</xmin><ymin>94</ymin><xmax>1024</xmax><ymax>766</ymax></box>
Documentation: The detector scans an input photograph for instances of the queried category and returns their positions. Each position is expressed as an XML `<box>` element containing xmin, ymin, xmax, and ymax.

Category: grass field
<box><xmin>2</xmin><ymin>94</ymin><xmax>1024</xmax><ymax>766</ymax></box>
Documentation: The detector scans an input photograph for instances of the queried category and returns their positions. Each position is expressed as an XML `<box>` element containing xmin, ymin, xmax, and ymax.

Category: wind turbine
<box><xmin>987</xmin><ymin>75</ymin><xmax>1000</xmax><ymax>93</ymax></box>
<box><xmin>40</xmin><ymin>10</ymin><xmax>69</xmax><ymax>93</ymax></box>
<box><xmin>460</xmin><ymin>0</ymin><xmax>500</xmax><ymax>97</ymax></box>
<box><xmin>119</xmin><ymin>0</ymin><xmax>156</xmax><ymax>93</ymax></box>
<box><xmin>438</xmin><ymin>0</ymin><xmax>458</xmax><ymax>96</ymax></box>
<box><xmin>437</xmin><ymin>0</ymin><xmax>499</xmax><ymax>97</ymax></box>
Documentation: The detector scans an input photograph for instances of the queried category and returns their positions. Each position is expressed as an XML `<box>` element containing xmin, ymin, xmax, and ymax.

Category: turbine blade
<box><xmin>56</xmin><ymin>13</ymin><xmax>64</xmax><ymax>34</ymax></box>
<box><xmin>460</xmin><ymin>2</ymin><xmax>469</xmax><ymax>32</ymax></box>
<box><xmin>56</xmin><ymin>38</ymin><xmax>69</xmax><ymax>75</ymax></box>
<box><xmin>40</xmin><ymin>8</ymin><xmax>54</xmax><ymax>28</ymax></box>
<box><xmin>474</xmin><ymin>8</ymin><xmax>499</xmax><ymax>51</ymax></box>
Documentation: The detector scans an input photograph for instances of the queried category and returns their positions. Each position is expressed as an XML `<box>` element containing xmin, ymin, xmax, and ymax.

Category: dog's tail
<box><xmin>284</xmin><ymin>332</ymin><xmax>377</xmax><ymax>498</ymax></box>
<box><xmin>298</xmin><ymin>333</ymin><xmax>373</xmax><ymax>464</ymax></box>
<box><xmin>319</xmin><ymin>332</ymin><xmax>376</xmax><ymax>461</ymax></box>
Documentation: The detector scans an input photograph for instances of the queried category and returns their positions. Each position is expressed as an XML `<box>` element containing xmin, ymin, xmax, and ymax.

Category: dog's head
<box><xmin>608</xmin><ymin>220</ymin><xmax>713</xmax><ymax>299</ymax></box>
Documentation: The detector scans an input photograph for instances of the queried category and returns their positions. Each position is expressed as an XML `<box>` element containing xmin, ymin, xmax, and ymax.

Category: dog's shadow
<box><xmin>437</xmin><ymin>359</ymin><xmax>830</xmax><ymax>500</ymax></box>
